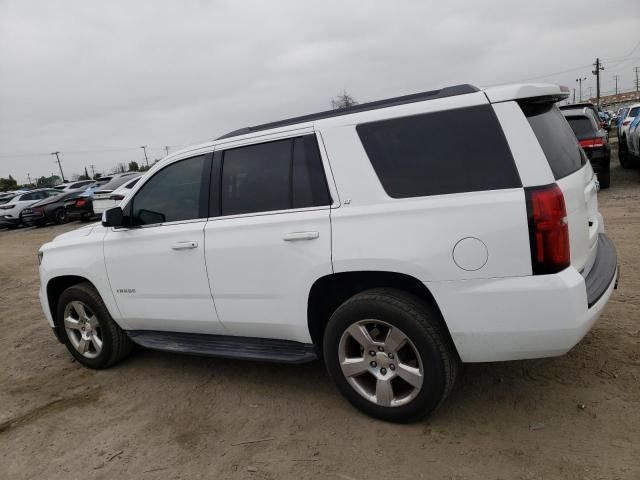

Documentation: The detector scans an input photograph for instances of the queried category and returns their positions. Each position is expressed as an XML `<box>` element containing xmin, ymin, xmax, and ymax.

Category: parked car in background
<box><xmin>92</xmin><ymin>176</ymin><xmax>142</xmax><ymax>216</ymax></box>
<box><xmin>0</xmin><ymin>189</ymin><xmax>60</xmax><ymax>228</ymax></box>
<box><xmin>53</xmin><ymin>180</ymin><xmax>96</xmax><ymax>192</ymax></box>
<box><xmin>64</xmin><ymin>193</ymin><xmax>96</xmax><ymax>222</ymax></box>
<box><xmin>39</xmin><ymin>83</ymin><xmax>618</xmax><ymax>422</ymax></box>
<box><xmin>561</xmin><ymin>107</ymin><xmax>611</xmax><ymax>188</ymax></box>
<box><xmin>618</xmin><ymin>103</ymin><xmax>640</xmax><ymax>168</ymax></box>
<box><xmin>0</xmin><ymin>190</ymin><xmax>27</xmax><ymax>204</ymax></box>
<box><xmin>627</xmin><ymin>115</ymin><xmax>640</xmax><ymax>161</ymax></box>
<box><xmin>616</xmin><ymin>107</ymin><xmax>630</xmax><ymax>134</ymax></box>
<box><xmin>598</xmin><ymin>111</ymin><xmax>612</xmax><ymax>131</ymax></box>
<box><xmin>91</xmin><ymin>173</ymin><xmax>142</xmax><ymax>216</ymax></box>
<box><xmin>22</xmin><ymin>191</ymin><xmax>88</xmax><ymax>226</ymax></box>
<box><xmin>560</xmin><ymin>102</ymin><xmax>601</xmax><ymax>124</ymax></box>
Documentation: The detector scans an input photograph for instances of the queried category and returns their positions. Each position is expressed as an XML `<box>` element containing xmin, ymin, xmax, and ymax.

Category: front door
<box><xmin>104</xmin><ymin>153</ymin><xmax>225</xmax><ymax>334</ymax></box>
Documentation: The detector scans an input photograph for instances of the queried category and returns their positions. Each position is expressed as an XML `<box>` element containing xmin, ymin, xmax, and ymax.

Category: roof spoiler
<box><xmin>483</xmin><ymin>83</ymin><xmax>570</xmax><ymax>103</ymax></box>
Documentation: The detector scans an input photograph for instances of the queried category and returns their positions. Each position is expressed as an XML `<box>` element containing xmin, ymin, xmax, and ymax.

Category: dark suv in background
<box><xmin>561</xmin><ymin>106</ymin><xmax>611</xmax><ymax>188</ymax></box>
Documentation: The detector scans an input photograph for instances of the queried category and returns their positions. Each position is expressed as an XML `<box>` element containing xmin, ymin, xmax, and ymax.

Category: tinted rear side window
<box><xmin>629</xmin><ymin>107</ymin><xmax>640</xmax><ymax>118</ymax></box>
<box><xmin>220</xmin><ymin>135</ymin><xmax>330</xmax><ymax>216</ymax></box>
<box><xmin>521</xmin><ymin>103</ymin><xmax>586</xmax><ymax>180</ymax></box>
<box><xmin>356</xmin><ymin>105</ymin><xmax>521</xmax><ymax>198</ymax></box>
<box><xmin>565</xmin><ymin>116</ymin><xmax>595</xmax><ymax>139</ymax></box>
<box><xmin>292</xmin><ymin>136</ymin><xmax>331</xmax><ymax>208</ymax></box>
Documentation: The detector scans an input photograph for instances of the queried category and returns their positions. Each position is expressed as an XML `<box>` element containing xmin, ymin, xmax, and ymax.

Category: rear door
<box><xmin>203</xmin><ymin>134</ymin><xmax>333</xmax><ymax>343</ymax></box>
<box><xmin>522</xmin><ymin>102</ymin><xmax>600</xmax><ymax>275</ymax></box>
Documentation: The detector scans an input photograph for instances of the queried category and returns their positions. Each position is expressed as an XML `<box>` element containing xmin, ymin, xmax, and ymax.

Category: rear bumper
<box><xmin>429</xmin><ymin>234</ymin><xmax>618</xmax><ymax>362</ymax></box>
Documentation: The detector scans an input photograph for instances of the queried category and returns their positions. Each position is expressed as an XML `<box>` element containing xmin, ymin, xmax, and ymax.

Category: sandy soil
<box><xmin>1</xmin><ymin>142</ymin><xmax>639</xmax><ymax>480</ymax></box>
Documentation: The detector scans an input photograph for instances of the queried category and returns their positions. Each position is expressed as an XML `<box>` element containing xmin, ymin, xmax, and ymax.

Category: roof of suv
<box><xmin>216</xmin><ymin>84</ymin><xmax>479</xmax><ymax>140</ymax></box>
<box><xmin>215</xmin><ymin>83</ymin><xmax>569</xmax><ymax>141</ymax></box>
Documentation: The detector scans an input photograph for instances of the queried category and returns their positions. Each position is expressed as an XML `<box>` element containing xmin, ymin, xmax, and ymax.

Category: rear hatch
<box><xmin>521</xmin><ymin>102</ymin><xmax>600</xmax><ymax>276</ymax></box>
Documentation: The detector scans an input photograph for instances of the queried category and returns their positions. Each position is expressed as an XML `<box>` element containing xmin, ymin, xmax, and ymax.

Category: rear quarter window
<box><xmin>521</xmin><ymin>103</ymin><xmax>586</xmax><ymax>180</ymax></box>
<box><xmin>356</xmin><ymin>105</ymin><xmax>521</xmax><ymax>198</ymax></box>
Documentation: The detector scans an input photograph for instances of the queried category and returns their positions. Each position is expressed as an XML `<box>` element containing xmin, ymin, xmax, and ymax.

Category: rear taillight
<box><xmin>622</xmin><ymin>120</ymin><xmax>631</xmax><ymax>126</ymax></box>
<box><xmin>75</xmin><ymin>198</ymin><xmax>88</xmax><ymax>208</ymax></box>
<box><xmin>525</xmin><ymin>184</ymin><xmax>570</xmax><ymax>275</ymax></box>
<box><xmin>579</xmin><ymin>138</ymin><xmax>605</xmax><ymax>149</ymax></box>
<box><xmin>110</xmin><ymin>194</ymin><xmax>125</xmax><ymax>201</ymax></box>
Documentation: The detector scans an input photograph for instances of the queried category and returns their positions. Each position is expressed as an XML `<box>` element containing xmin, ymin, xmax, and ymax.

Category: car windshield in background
<box><xmin>521</xmin><ymin>103</ymin><xmax>586</xmax><ymax>180</ymax></box>
<box><xmin>565</xmin><ymin>116</ymin><xmax>595</xmax><ymax>139</ymax></box>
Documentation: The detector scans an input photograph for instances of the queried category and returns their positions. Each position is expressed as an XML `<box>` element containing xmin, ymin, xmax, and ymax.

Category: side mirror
<box><xmin>102</xmin><ymin>207</ymin><xmax>124</xmax><ymax>227</ymax></box>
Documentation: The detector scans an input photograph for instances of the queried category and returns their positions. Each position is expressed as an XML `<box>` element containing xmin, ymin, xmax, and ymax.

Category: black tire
<box><xmin>54</xmin><ymin>208</ymin><xmax>68</xmax><ymax>224</ymax></box>
<box><xmin>598</xmin><ymin>168</ymin><xmax>610</xmax><ymax>189</ymax></box>
<box><xmin>619</xmin><ymin>137</ymin><xmax>633</xmax><ymax>169</ymax></box>
<box><xmin>56</xmin><ymin>282</ymin><xmax>133</xmax><ymax>369</ymax></box>
<box><xmin>323</xmin><ymin>288</ymin><xmax>459</xmax><ymax>423</ymax></box>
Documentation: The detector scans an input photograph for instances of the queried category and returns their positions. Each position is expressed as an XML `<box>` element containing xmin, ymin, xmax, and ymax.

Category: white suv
<box><xmin>38</xmin><ymin>83</ymin><xmax>618</xmax><ymax>422</ymax></box>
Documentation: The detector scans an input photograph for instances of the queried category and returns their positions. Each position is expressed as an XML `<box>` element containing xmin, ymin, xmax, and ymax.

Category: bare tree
<box><xmin>331</xmin><ymin>90</ymin><xmax>358</xmax><ymax>109</ymax></box>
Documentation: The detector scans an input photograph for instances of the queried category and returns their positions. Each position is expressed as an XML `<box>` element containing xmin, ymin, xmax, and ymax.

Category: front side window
<box><xmin>131</xmin><ymin>155</ymin><xmax>206</xmax><ymax>225</ymax></box>
<box><xmin>219</xmin><ymin>135</ymin><xmax>330</xmax><ymax>216</ymax></box>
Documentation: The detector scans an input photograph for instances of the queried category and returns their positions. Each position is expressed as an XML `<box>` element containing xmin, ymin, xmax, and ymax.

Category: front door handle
<box><xmin>283</xmin><ymin>231</ymin><xmax>319</xmax><ymax>241</ymax></box>
<box><xmin>171</xmin><ymin>241</ymin><xmax>198</xmax><ymax>250</ymax></box>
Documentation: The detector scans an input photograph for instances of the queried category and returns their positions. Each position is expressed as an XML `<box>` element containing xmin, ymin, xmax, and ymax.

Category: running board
<box><xmin>126</xmin><ymin>330</ymin><xmax>318</xmax><ymax>364</ymax></box>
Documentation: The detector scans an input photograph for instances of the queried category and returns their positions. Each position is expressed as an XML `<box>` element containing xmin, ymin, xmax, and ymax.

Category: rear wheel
<box><xmin>57</xmin><ymin>282</ymin><xmax>133</xmax><ymax>369</ymax></box>
<box><xmin>323</xmin><ymin>288</ymin><xmax>459</xmax><ymax>422</ymax></box>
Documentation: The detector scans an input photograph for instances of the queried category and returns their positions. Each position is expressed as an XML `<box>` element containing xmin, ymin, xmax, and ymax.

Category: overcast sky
<box><xmin>1</xmin><ymin>0</ymin><xmax>639</xmax><ymax>182</ymax></box>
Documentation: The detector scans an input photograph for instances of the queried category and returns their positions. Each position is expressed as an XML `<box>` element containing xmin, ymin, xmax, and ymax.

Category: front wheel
<box><xmin>57</xmin><ymin>282</ymin><xmax>133</xmax><ymax>369</ymax></box>
<box><xmin>619</xmin><ymin>137</ymin><xmax>634</xmax><ymax>169</ymax></box>
<box><xmin>323</xmin><ymin>288</ymin><xmax>459</xmax><ymax>422</ymax></box>
<box><xmin>54</xmin><ymin>208</ymin><xmax>68</xmax><ymax>224</ymax></box>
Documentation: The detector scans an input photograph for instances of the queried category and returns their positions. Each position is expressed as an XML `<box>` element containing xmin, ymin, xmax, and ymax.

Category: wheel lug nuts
<box><xmin>390</xmin><ymin>364</ymin><xmax>395</xmax><ymax>370</ymax></box>
<box><xmin>388</xmin><ymin>353</ymin><xmax>394</xmax><ymax>359</ymax></box>
<box><xmin>380</xmin><ymin>368</ymin><xmax>387</xmax><ymax>375</ymax></box>
<box><xmin>369</xmin><ymin>351</ymin><xmax>376</xmax><ymax>356</ymax></box>
<box><xmin>370</xmin><ymin>361</ymin><xmax>377</xmax><ymax>368</ymax></box>
<box><xmin>378</xmin><ymin>346</ymin><xmax>384</xmax><ymax>352</ymax></box>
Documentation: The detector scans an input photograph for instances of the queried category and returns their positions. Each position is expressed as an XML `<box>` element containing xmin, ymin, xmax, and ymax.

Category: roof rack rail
<box><xmin>216</xmin><ymin>84</ymin><xmax>479</xmax><ymax>140</ymax></box>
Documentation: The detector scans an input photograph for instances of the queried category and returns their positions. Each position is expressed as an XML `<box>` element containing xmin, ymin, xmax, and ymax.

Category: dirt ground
<box><xmin>1</xmin><ymin>143</ymin><xmax>639</xmax><ymax>480</ymax></box>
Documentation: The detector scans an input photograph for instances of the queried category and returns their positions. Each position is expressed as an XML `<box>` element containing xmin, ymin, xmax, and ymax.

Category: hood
<box><xmin>52</xmin><ymin>222</ymin><xmax>102</xmax><ymax>242</ymax></box>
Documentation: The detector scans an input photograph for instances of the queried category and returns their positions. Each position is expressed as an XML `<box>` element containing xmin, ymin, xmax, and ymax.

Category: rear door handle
<box><xmin>171</xmin><ymin>241</ymin><xmax>198</xmax><ymax>250</ymax></box>
<box><xmin>283</xmin><ymin>231</ymin><xmax>319</xmax><ymax>241</ymax></box>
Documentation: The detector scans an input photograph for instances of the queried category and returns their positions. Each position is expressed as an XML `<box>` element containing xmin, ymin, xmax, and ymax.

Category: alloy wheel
<box><xmin>63</xmin><ymin>300</ymin><xmax>103</xmax><ymax>359</ymax></box>
<box><xmin>338</xmin><ymin>320</ymin><xmax>424</xmax><ymax>407</ymax></box>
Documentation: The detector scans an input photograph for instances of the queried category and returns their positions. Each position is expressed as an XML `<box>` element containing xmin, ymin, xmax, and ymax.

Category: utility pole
<box><xmin>50</xmin><ymin>151</ymin><xmax>65</xmax><ymax>182</ymax></box>
<box><xmin>89</xmin><ymin>165</ymin><xmax>96</xmax><ymax>178</ymax></box>
<box><xmin>613</xmin><ymin>75</ymin><xmax>620</xmax><ymax>96</ymax></box>
<box><xmin>140</xmin><ymin>145</ymin><xmax>149</xmax><ymax>167</ymax></box>
<box><xmin>592</xmin><ymin>58</ymin><xmax>604</xmax><ymax>107</ymax></box>
<box><xmin>572</xmin><ymin>88</ymin><xmax>576</xmax><ymax>104</ymax></box>
<box><xmin>635</xmin><ymin>66</ymin><xmax>639</xmax><ymax>92</ymax></box>
<box><xmin>164</xmin><ymin>146</ymin><xmax>170</xmax><ymax>156</ymax></box>
<box><xmin>576</xmin><ymin>77</ymin><xmax>587</xmax><ymax>102</ymax></box>
<box><xmin>27</xmin><ymin>173</ymin><xmax>32</xmax><ymax>185</ymax></box>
